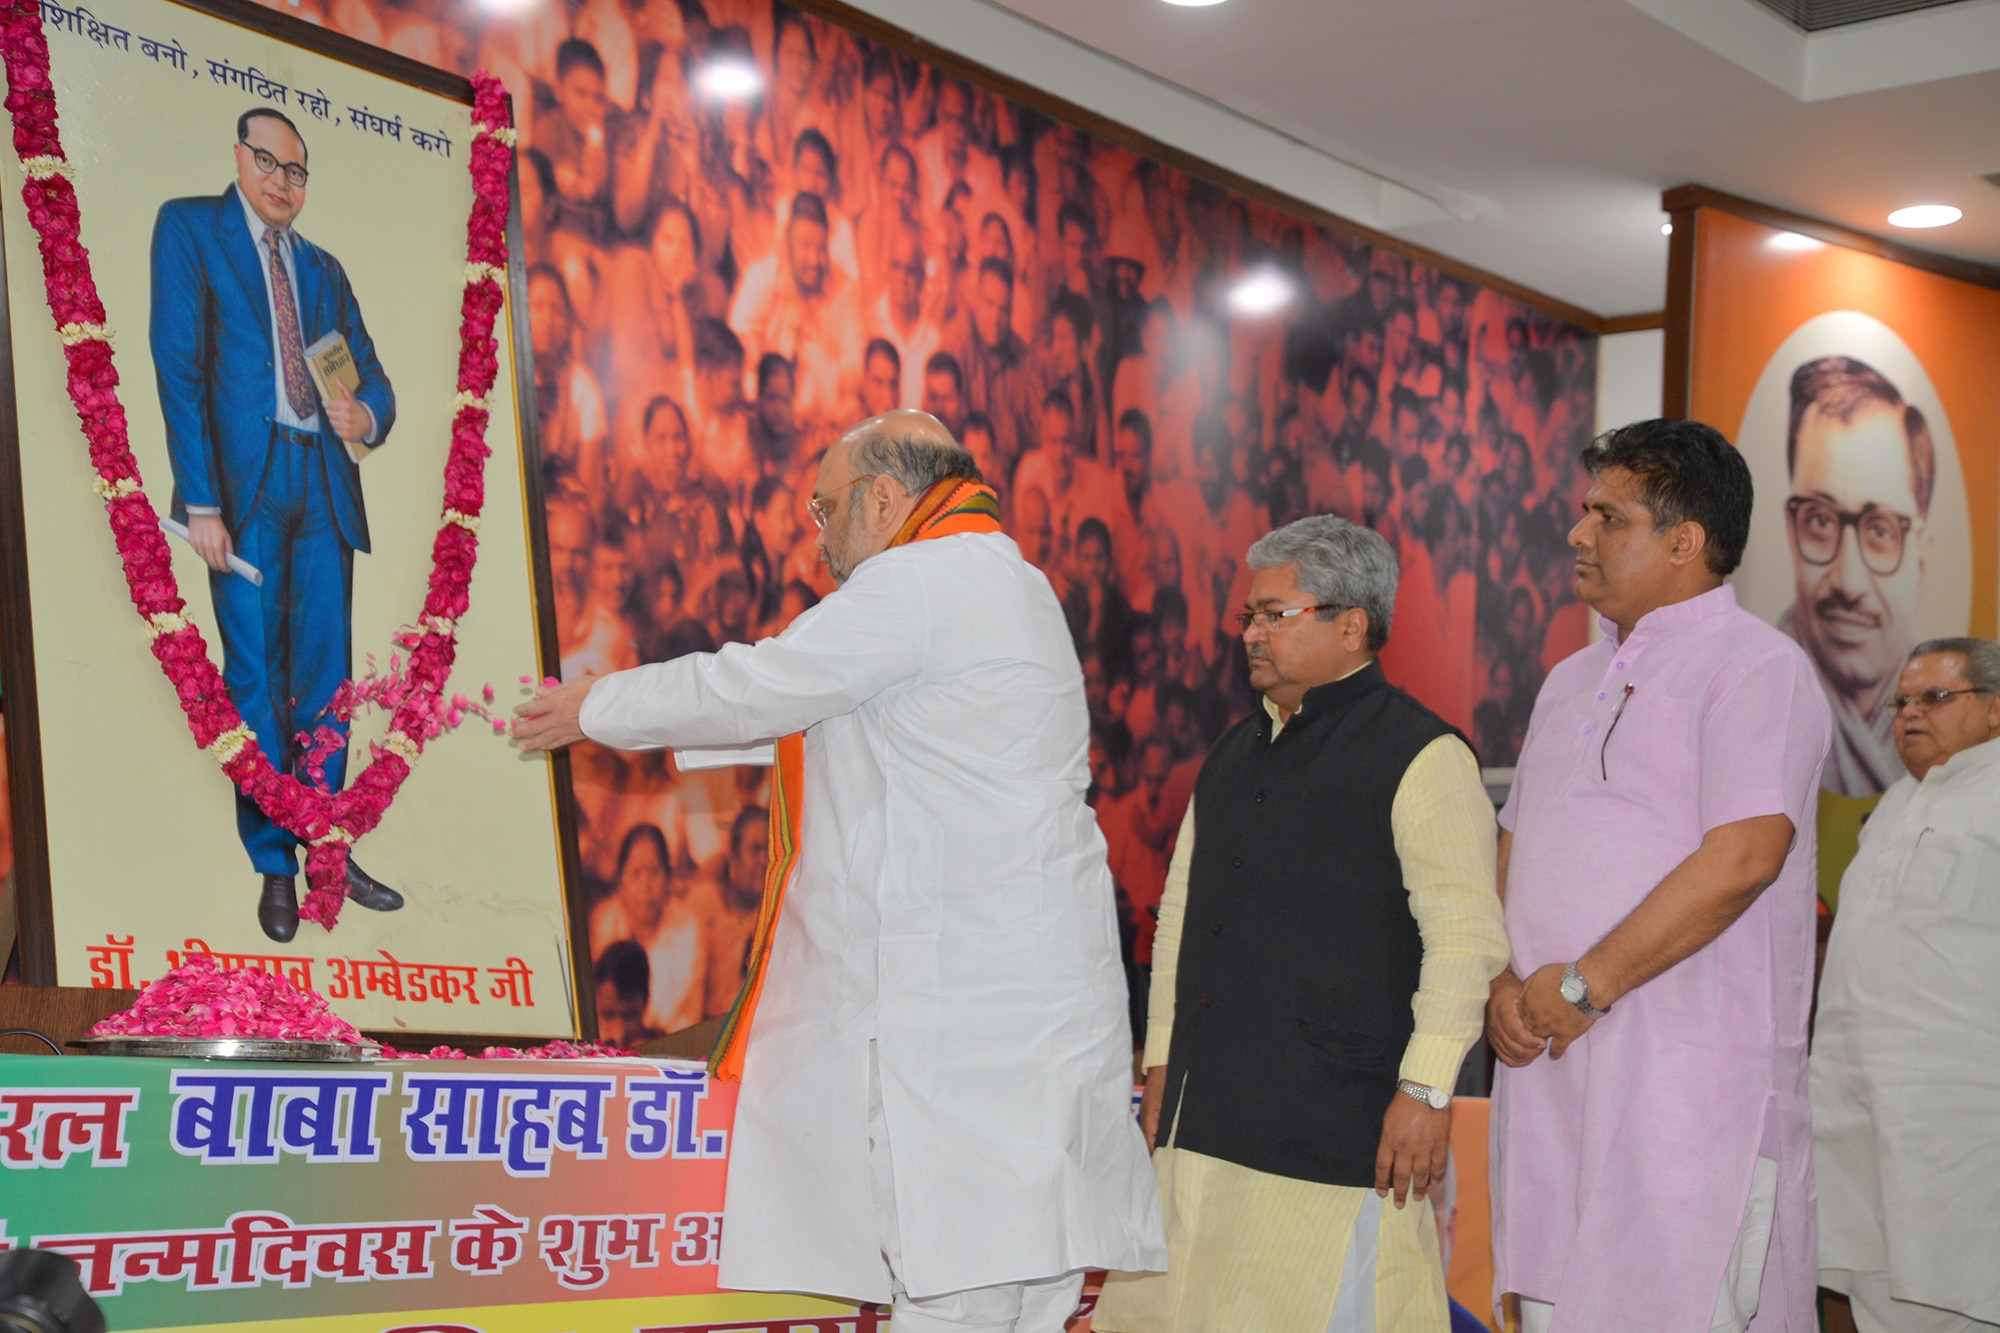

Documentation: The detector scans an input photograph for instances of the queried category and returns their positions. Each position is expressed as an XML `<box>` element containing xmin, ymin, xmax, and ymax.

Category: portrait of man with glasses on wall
<box><xmin>1777</xmin><ymin>355</ymin><xmax>1935</xmax><ymax>796</ymax></box>
<box><xmin>150</xmin><ymin>107</ymin><xmax>400</xmax><ymax>941</ymax></box>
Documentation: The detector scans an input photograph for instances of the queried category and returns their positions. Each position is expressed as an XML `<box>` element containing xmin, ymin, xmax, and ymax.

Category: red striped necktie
<box><xmin>265</xmin><ymin>228</ymin><xmax>316</xmax><ymax>422</ymax></box>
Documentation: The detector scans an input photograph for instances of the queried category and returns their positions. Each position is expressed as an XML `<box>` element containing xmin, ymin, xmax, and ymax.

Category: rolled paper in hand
<box><xmin>673</xmin><ymin>742</ymin><xmax>777</xmax><ymax>771</ymax></box>
<box><xmin>160</xmin><ymin>516</ymin><xmax>264</xmax><ymax>585</ymax></box>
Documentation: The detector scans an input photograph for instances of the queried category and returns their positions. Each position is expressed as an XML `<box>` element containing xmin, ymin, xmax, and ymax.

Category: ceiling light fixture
<box><xmin>1160</xmin><ymin>0</ymin><xmax>1228</xmax><ymax>7</ymax></box>
<box><xmin>1661</xmin><ymin>222</ymin><xmax>1673</xmax><ymax>236</ymax></box>
<box><xmin>697</xmin><ymin>59</ymin><xmax>762</xmax><ymax>100</ymax></box>
<box><xmin>1768</xmin><ymin>231</ymin><xmax>1822</xmax><ymax>251</ymax></box>
<box><xmin>1887</xmin><ymin>204</ymin><xmax>1962</xmax><ymax>229</ymax></box>
<box><xmin>1228</xmin><ymin>269</ymin><xmax>1294</xmax><ymax>316</ymax></box>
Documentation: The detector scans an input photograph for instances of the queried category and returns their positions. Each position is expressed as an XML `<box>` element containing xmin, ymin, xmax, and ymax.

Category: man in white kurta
<box><xmin>515</xmin><ymin>411</ymin><xmax>1165</xmax><ymax>1331</ymax></box>
<box><xmin>1812</xmin><ymin>637</ymin><xmax>2000</xmax><ymax>1333</ymax></box>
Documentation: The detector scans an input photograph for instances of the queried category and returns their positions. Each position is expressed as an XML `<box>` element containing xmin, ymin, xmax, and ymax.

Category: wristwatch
<box><xmin>1397</xmin><ymin>1079</ymin><xmax>1451</xmax><ymax>1110</ymax></box>
<box><xmin>1560</xmin><ymin>963</ymin><xmax>1609</xmax><ymax>1018</ymax></box>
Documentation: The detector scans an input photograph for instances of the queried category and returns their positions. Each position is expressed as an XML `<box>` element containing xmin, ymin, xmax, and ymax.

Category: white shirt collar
<box><xmin>1921</xmin><ymin>732</ymin><xmax>2000</xmax><ymax>787</ymax></box>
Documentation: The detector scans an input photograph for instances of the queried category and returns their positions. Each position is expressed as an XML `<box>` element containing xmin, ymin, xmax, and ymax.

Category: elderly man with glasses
<box><xmin>1812</xmin><ymin>638</ymin><xmax>2000</xmax><ymax>1333</ymax></box>
<box><xmin>515</xmin><ymin>410</ymin><xmax>1164</xmax><ymax>1333</ymax></box>
<box><xmin>1094</xmin><ymin>514</ymin><xmax>1508</xmax><ymax>1333</ymax></box>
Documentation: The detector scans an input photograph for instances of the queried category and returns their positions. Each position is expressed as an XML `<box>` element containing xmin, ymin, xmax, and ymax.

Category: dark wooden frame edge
<box><xmin>0</xmin><ymin>0</ymin><xmax>596</xmax><ymax>1040</ymax></box>
<box><xmin>0</xmin><ymin>191</ymin><xmax>54</xmax><ymax>985</ymax></box>
<box><xmin>1662</xmin><ymin>201</ymin><xmax>1699</xmax><ymax>419</ymax></box>
<box><xmin>1662</xmin><ymin>184</ymin><xmax>2000</xmax><ymax>292</ymax></box>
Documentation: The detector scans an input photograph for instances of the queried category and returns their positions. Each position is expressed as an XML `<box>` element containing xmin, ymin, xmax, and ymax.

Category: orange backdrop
<box><xmin>1688</xmin><ymin>207</ymin><xmax>2000</xmax><ymax>638</ymax></box>
<box><xmin>1687</xmin><ymin>206</ymin><xmax>2000</xmax><ymax>901</ymax></box>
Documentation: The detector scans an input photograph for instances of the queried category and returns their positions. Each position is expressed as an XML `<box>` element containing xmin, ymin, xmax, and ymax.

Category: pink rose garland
<box><xmin>0</xmin><ymin>0</ymin><xmax>517</xmax><ymax>928</ymax></box>
<box><xmin>90</xmin><ymin>954</ymin><xmax>368</xmax><ymax>1043</ymax></box>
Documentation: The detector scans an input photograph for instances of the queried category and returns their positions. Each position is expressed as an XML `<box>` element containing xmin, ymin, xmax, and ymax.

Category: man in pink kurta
<box><xmin>1487</xmin><ymin>419</ymin><xmax>1831</xmax><ymax>1333</ymax></box>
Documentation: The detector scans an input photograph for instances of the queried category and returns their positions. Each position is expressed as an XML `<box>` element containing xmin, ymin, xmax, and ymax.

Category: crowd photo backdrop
<box><xmin>22</xmin><ymin>0</ymin><xmax>1602</xmax><ymax>1039</ymax></box>
<box><xmin>0</xmin><ymin>0</ymin><xmax>581</xmax><ymax>1035</ymax></box>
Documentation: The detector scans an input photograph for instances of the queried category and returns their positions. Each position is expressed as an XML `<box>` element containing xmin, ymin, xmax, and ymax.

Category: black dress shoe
<box><xmin>345</xmin><ymin>858</ymin><xmax>405</xmax><ymax>912</ymax></box>
<box><xmin>258</xmin><ymin>874</ymin><xmax>299</xmax><ymax>942</ymax></box>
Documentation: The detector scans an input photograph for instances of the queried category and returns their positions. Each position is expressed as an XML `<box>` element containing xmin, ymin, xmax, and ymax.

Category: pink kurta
<box><xmin>1491</xmin><ymin>584</ymin><xmax>1831</xmax><ymax>1332</ymax></box>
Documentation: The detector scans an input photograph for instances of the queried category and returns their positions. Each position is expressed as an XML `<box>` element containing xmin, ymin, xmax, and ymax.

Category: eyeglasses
<box><xmin>806</xmin><ymin>474</ymin><xmax>876</xmax><ymax>530</ymax></box>
<box><xmin>1885</xmin><ymin>687</ymin><xmax>1992</xmax><ymax>715</ymax></box>
<box><xmin>1786</xmin><ymin>497</ymin><xmax>1915</xmax><ymax>577</ymax></box>
<box><xmin>240</xmin><ymin>141</ymin><xmax>310</xmax><ymax>189</ymax></box>
<box><xmin>1234</xmin><ymin>604</ymin><xmax>1342</xmax><ymax>633</ymax></box>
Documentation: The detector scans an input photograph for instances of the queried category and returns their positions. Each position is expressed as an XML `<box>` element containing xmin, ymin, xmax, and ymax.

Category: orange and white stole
<box><xmin>708</xmin><ymin>478</ymin><xmax>1003</xmax><ymax>1079</ymax></box>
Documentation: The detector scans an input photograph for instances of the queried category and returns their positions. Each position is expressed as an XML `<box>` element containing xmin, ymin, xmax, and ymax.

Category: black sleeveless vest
<box><xmin>1158</xmin><ymin>660</ymin><xmax>1458</xmax><ymax>1187</ymax></box>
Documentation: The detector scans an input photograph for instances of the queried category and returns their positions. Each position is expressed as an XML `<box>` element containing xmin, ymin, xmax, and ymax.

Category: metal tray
<box><xmin>74</xmin><ymin>1036</ymin><xmax>382</xmax><ymax>1062</ymax></box>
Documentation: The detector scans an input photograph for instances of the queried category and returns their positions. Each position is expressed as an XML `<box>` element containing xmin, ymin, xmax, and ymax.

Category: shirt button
<box><xmin>1616</xmin><ymin>661</ymin><xmax>1627</xmax><ymax>670</ymax></box>
<box><xmin>1583</xmin><ymin>725</ymin><xmax>1594</xmax><ymax>735</ymax></box>
<box><xmin>1211</xmin><ymin>923</ymin><xmax>1223</xmax><ymax>935</ymax></box>
<box><xmin>1254</xmin><ymin>791</ymin><xmax>1266</xmax><ymax>803</ymax></box>
<box><xmin>1199</xmin><ymin>995</ymin><xmax>1213</xmax><ymax>1007</ymax></box>
<box><xmin>1597</xmin><ymin>691</ymin><xmax>1607</xmax><ymax>701</ymax></box>
<box><xmin>1232</xmin><ymin>856</ymin><xmax>1245</xmax><ymax>868</ymax></box>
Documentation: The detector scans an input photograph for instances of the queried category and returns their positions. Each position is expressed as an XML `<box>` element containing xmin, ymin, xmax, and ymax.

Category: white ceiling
<box><xmin>894</xmin><ymin>0</ymin><xmax>2000</xmax><ymax>318</ymax></box>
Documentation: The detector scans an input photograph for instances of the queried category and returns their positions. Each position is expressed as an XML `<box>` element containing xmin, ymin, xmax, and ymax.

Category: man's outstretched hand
<box><xmin>512</xmin><ymin>676</ymin><xmax>595</xmax><ymax>752</ymax></box>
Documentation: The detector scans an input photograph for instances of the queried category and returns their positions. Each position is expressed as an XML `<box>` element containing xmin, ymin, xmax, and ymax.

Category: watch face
<box><xmin>1426</xmin><ymin>1087</ymin><xmax>1450</xmax><ymax>1109</ymax></box>
<box><xmin>1560</xmin><ymin>972</ymin><xmax>1585</xmax><ymax>1004</ymax></box>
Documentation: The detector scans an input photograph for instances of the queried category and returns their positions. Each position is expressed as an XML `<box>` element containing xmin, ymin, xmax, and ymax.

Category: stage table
<box><xmin>1</xmin><ymin>1051</ymin><xmax>1499</xmax><ymax>1332</ymax></box>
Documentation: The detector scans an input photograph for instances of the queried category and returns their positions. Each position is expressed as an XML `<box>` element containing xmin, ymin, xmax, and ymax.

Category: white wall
<box><xmin>1595</xmin><ymin>328</ymin><xmax>1665</xmax><ymax>434</ymax></box>
<box><xmin>835</xmin><ymin>0</ymin><xmax>1452</xmax><ymax>233</ymax></box>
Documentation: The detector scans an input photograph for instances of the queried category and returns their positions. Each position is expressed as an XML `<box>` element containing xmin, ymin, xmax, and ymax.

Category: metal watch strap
<box><xmin>1562</xmin><ymin>962</ymin><xmax>1609</xmax><ymax>1017</ymax></box>
<box><xmin>1397</xmin><ymin>1079</ymin><xmax>1449</xmax><ymax>1110</ymax></box>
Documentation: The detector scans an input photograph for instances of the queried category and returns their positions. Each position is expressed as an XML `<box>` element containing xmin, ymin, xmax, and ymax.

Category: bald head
<box><xmin>839</xmin><ymin>408</ymin><xmax>958</xmax><ymax>456</ymax></box>
<box><xmin>839</xmin><ymin>410</ymin><xmax>980</xmax><ymax>494</ymax></box>
<box><xmin>813</xmin><ymin>410</ymin><xmax>981</xmax><ymax>585</ymax></box>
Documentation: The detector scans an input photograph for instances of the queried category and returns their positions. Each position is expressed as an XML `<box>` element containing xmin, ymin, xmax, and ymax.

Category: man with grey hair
<box><xmin>516</xmin><ymin>410</ymin><xmax>1165</xmax><ymax>1331</ymax></box>
<box><xmin>1096</xmin><ymin>514</ymin><xmax>1507</xmax><ymax>1332</ymax></box>
<box><xmin>1812</xmin><ymin>637</ymin><xmax>2000</xmax><ymax>1333</ymax></box>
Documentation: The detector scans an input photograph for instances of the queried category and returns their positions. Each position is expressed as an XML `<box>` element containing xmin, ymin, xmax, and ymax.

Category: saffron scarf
<box><xmin>709</xmin><ymin>478</ymin><xmax>1004</xmax><ymax>1079</ymax></box>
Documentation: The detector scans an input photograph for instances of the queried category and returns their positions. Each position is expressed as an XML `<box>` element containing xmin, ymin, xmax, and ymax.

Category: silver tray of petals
<box><xmin>75</xmin><ymin>1036</ymin><xmax>383</xmax><ymax>1062</ymax></box>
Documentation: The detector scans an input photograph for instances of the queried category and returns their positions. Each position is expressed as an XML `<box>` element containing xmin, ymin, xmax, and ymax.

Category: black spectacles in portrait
<box><xmin>1785</xmin><ymin>496</ymin><xmax>1915</xmax><ymax>577</ymax></box>
<box><xmin>240</xmin><ymin>141</ymin><xmax>309</xmax><ymax>189</ymax></box>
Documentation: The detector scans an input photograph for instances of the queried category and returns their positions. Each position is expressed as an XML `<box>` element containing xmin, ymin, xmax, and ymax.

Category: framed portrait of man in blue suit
<box><xmin>152</xmin><ymin>105</ymin><xmax>406</xmax><ymax>942</ymax></box>
<box><xmin>0</xmin><ymin>0</ymin><xmax>591</xmax><ymax>1041</ymax></box>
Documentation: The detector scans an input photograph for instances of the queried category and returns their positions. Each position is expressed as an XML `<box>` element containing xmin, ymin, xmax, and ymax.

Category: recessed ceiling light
<box><xmin>697</xmin><ymin>59</ymin><xmax>762</xmax><ymax>100</ymax></box>
<box><xmin>1768</xmin><ymin>231</ymin><xmax>1821</xmax><ymax>251</ymax></box>
<box><xmin>1660</xmin><ymin>222</ymin><xmax>1673</xmax><ymax>236</ymax></box>
<box><xmin>1887</xmin><ymin>204</ymin><xmax>1962</xmax><ymax>229</ymax></box>
<box><xmin>1161</xmin><ymin>0</ymin><xmax>1228</xmax><ymax>6</ymax></box>
<box><xmin>1228</xmin><ymin>269</ymin><xmax>1294</xmax><ymax>316</ymax></box>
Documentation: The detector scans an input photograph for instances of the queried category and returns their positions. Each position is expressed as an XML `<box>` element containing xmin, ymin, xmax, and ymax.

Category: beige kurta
<box><xmin>1096</xmin><ymin>701</ymin><xmax>1507</xmax><ymax>1333</ymax></box>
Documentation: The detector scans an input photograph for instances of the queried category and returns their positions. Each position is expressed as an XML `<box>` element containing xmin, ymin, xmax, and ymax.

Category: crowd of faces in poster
<box><xmin>251</xmin><ymin>0</ymin><xmax>1600</xmax><ymax>1040</ymax></box>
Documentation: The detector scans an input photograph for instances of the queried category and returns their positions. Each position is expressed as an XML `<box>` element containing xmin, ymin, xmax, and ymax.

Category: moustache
<box><xmin>1813</xmin><ymin>589</ymin><xmax>1881</xmax><ymax>626</ymax></box>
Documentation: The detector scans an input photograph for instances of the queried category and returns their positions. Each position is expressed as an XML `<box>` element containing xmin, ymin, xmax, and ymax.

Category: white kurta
<box><xmin>1811</xmin><ymin>734</ymin><xmax>2000</xmax><ymax>1325</ymax></box>
<box><xmin>580</xmin><ymin>531</ymin><xmax>1167</xmax><ymax>1302</ymax></box>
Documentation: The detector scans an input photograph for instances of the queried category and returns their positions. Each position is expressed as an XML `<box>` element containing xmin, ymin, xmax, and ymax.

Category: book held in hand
<box><xmin>303</xmin><ymin>331</ymin><xmax>374</xmax><ymax>463</ymax></box>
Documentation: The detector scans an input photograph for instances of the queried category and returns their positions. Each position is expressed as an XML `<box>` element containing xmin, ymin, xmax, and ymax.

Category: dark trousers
<box><xmin>209</xmin><ymin>429</ymin><xmax>354</xmax><ymax>876</ymax></box>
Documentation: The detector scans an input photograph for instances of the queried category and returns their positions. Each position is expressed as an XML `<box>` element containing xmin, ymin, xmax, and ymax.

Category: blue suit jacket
<box><xmin>150</xmin><ymin>186</ymin><xmax>395</xmax><ymax>553</ymax></box>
